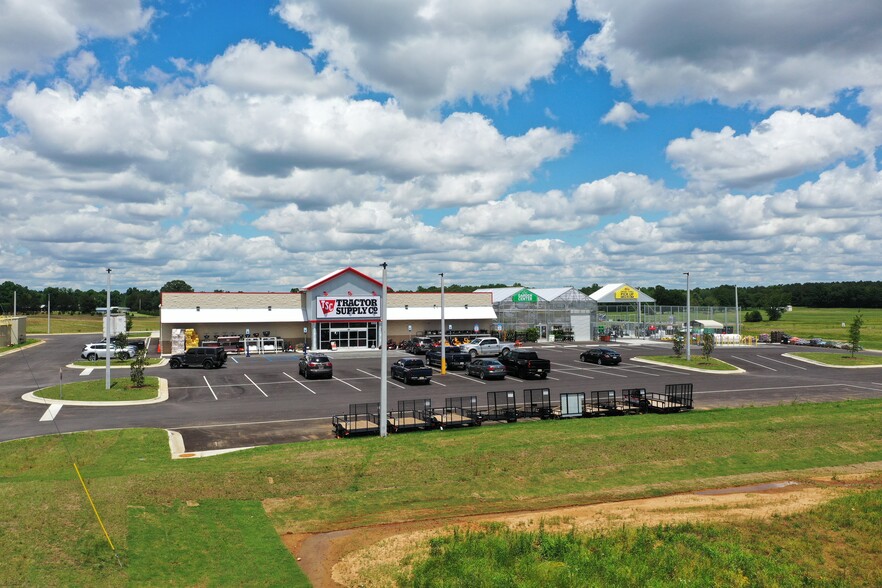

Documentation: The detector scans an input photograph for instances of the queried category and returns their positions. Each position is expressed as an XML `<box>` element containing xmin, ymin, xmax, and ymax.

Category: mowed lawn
<box><xmin>1</xmin><ymin>399</ymin><xmax>881</xmax><ymax>585</ymax></box>
<box><xmin>25</xmin><ymin>312</ymin><xmax>160</xmax><ymax>334</ymax></box>
<box><xmin>740</xmin><ymin>306</ymin><xmax>882</xmax><ymax>349</ymax></box>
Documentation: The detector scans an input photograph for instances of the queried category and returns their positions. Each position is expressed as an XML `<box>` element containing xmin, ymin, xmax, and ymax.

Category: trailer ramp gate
<box><xmin>388</xmin><ymin>399</ymin><xmax>433</xmax><ymax>432</ymax></box>
<box><xmin>521</xmin><ymin>388</ymin><xmax>553</xmax><ymax>419</ymax></box>
<box><xmin>585</xmin><ymin>389</ymin><xmax>620</xmax><ymax>417</ymax></box>
<box><xmin>332</xmin><ymin>402</ymin><xmax>380</xmax><ymax>437</ymax></box>
<box><xmin>433</xmin><ymin>396</ymin><xmax>482</xmax><ymax>428</ymax></box>
<box><xmin>485</xmin><ymin>390</ymin><xmax>519</xmax><ymax>422</ymax></box>
<box><xmin>557</xmin><ymin>392</ymin><xmax>585</xmax><ymax>419</ymax></box>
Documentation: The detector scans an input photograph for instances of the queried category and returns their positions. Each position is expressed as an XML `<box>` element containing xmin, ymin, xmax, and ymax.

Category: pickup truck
<box><xmin>458</xmin><ymin>337</ymin><xmax>513</xmax><ymax>359</ymax></box>
<box><xmin>390</xmin><ymin>358</ymin><xmax>433</xmax><ymax>384</ymax></box>
<box><xmin>425</xmin><ymin>346</ymin><xmax>471</xmax><ymax>370</ymax></box>
<box><xmin>498</xmin><ymin>349</ymin><xmax>551</xmax><ymax>379</ymax></box>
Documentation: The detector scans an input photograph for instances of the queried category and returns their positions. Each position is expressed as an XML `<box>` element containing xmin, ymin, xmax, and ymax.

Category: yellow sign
<box><xmin>614</xmin><ymin>286</ymin><xmax>639</xmax><ymax>300</ymax></box>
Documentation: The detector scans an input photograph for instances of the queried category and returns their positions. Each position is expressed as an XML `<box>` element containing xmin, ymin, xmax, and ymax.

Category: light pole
<box><xmin>684</xmin><ymin>272</ymin><xmax>691</xmax><ymax>361</ymax></box>
<box><xmin>734</xmin><ymin>284</ymin><xmax>740</xmax><ymax>338</ymax></box>
<box><xmin>379</xmin><ymin>262</ymin><xmax>388</xmax><ymax>438</ymax></box>
<box><xmin>439</xmin><ymin>272</ymin><xmax>446</xmax><ymax>375</ymax></box>
<box><xmin>105</xmin><ymin>268</ymin><xmax>112</xmax><ymax>390</ymax></box>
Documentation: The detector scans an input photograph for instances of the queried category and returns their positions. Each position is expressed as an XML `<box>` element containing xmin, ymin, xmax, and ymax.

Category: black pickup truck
<box><xmin>390</xmin><ymin>358</ymin><xmax>433</xmax><ymax>384</ymax></box>
<box><xmin>425</xmin><ymin>346</ymin><xmax>471</xmax><ymax>370</ymax></box>
<box><xmin>498</xmin><ymin>349</ymin><xmax>551</xmax><ymax>379</ymax></box>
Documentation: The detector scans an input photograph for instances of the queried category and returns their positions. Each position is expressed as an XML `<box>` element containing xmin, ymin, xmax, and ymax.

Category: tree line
<box><xmin>2</xmin><ymin>279</ymin><xmax>880</xmax><ymax>315</ymax></box>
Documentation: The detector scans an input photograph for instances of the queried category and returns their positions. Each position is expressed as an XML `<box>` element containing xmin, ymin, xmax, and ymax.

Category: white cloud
<box><xmin>600</xmin><ymin>101</ymin><xmax>647</xmax><ymax>128</ymax></box>
<box><xmin>275</xmin><ymin>0</ymin><xmax>572</xmax><ymax>113</ymax></box>
<box><xmin>666</xmin><ymin>110</ymin><xmax>873</xmax><ymax>189</ymax></box>
<box><xmin>203</xmin><ymin>40</ymin><xmax>355</xmax><ymax>97</ymax></box>
<box><xmin>575</xmin><ymin>0</ymin><xmax>882</xmax><ymax>110</ymax></box>
<box><xmin>65</xmin><ymin>51</ymin><xmax>100</xmax><ymax>85</ymax></box>
<box><xmin>0</xmin><ymin>0</ymin><xmax>152</xmax><ymax>79</ymax></box>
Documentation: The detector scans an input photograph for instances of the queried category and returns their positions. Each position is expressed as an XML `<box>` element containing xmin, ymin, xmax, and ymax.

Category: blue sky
<box><xmin>1</xmin><ymin>0</ymin><xmax>881</xmax><ymax>292</ymax></box>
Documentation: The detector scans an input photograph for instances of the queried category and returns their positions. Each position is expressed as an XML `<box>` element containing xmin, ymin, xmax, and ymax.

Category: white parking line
<box><xmin>332</xmin><ymin>376</ymin><xmax>361</xmax><ymax>391</ymax></box>
<box><xmin>282</xmin><ymin>372</ymin><xmax>317</xmax><ymax>394</ymax></box>
<box><xmin>733</xmin><ymin>357</ymin><xmax>777</xmax><ymax>371</ymax></box>
<box><xmin>39</xmin><ymin>404</ymin><xmax>63</xmax><ymax>421</ymax></box>
<box><xmin>244</xmin><ymin>374</ymin><xmax>268</xmax><ymax>397</ymax></box>
<box><xmin>571</xmin><ymin>361</ymin><xmax>629</xmax><ymax>378</ymax></box>
<box><xmin>80</xmin><ymin>368</ymin><xmax>93</xmax><ymax>376</ymax></box>
<box><xmin>230</xmin><ymin>356</ymin><xmax>239</xmax><ymax>364</ymax></box>
<box><xmin>203</xmin><ymin>375</ymin><xmax>218</xmax><ymax>400</ymax></box>
<box><xmin>357</xmin><ymin>368</ymin><xmax>405</xmax><ymax>388</ymax></box>
<box><xmin>763</xmin><ymin>356</ymin><xmax>808</xmax><ymax>370</ymax></box>
<box><xmin>430</xmin><ymin>379</ymin><xmax>447</xmax><ymax>386</ymax></box>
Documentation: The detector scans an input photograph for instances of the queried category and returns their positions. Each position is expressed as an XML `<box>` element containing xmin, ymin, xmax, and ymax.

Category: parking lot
<box><xmin>2</xmin><ymin>334</ymin><xmax>882</xmax><ymax>452</ymax></box>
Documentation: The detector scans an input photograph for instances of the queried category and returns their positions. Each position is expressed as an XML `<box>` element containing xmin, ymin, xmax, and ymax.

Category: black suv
<box><xmin>407</xmin><ymin>337</ymin><xmax>434</xmax><ymax>355</ymax></box>
<box><xmin>169</xmin><ymin>347</ymin><xmax>227</xmax><ymax>369</ymax></box>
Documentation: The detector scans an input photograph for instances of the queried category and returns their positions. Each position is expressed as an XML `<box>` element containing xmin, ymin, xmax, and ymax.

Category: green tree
<box><xmin>130</xmin><ymin>349</ymin><xmax>147</xmax><ymax>388</ymax></box>
<box><xmin>744</xmin><ymin>310</ymin><xmax>763</xmax><ymax>322</ymax></box>
<box><xmin>161</xmin><ymin>280</ymin><xmax>194</xmax><ymax>293</ymax></box>
<box><xmin>672</xmin><ymin>327</ymin><xmax>684</xmax><ymax>358</ymax></box>
<box><xmin>847</xmin><ymin>313</ymin><xmax>864</xmax><ymax>357</ymax></box>
<box><xmin>701</xmin><ymin>332</ymin><xmax>716</xmax><ymax>361</ymax></box>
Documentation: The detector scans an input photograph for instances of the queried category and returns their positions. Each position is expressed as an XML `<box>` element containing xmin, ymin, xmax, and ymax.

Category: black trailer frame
<box><xmin>584</xmin><ymin>389</ymin><xmax>621</xmax><ymax>417</ymax></box>
<box><xmin>521</xmin><ymin>388</ymin><xmax>554</xmax><ymax>419</ymax></box>
<box><xmin>557</xmin><ymin>392</ymin><xmax>586</xmax><ymax>419</ymax></box>
<box><xmin>484</xmin><ymin>390</ymin><xmax>519</xmax><ymax>422</ymax></box>
<box><xmin>432</xmin><ymin>395</ymin><xmax>482</xmax><ymax>428</ymax></box>
<box><xmin>388</xmin><ymin>398</ymin><xmax>434</xmax><ymax>433</ymax></box>
<box><xmin>621</xmin><ymin>388</ymin><xmax>649</xmax><ymax>414</ymax></box>
<box><xmin>645</xmin><ymin>383</ymin><xmax>694</xmax><ymax>413</ymax></box>
<box><xmin>332</xmin><ymin>402</ymin><xmax>381</xmax><ymax>437</ymax></box>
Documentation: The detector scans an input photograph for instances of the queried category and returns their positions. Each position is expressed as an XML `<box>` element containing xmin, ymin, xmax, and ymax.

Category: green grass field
<box><xmin>1</xmin><ymin>399</ymin><xmax>881</xmax><ymax>585</ymax></box>
<box><xmin>33</xmin><ymin>376</ymin><xmax>160</xmax><ymax>401</ymax></box>
<box><xmin>25</xmin><ymin>313</ymin><xmax>160</xmax><ymax>334</ymax></box>
<box><xmin>740</xmin><ymin>307</ymin><xmax>882</xmax><ymax>349</ymax></box>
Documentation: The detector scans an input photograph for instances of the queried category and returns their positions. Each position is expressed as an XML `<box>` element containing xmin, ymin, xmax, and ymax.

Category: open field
<box><xmin>740</xmin><ymin>307</ymin><xmax>882</xmax><ymax>349</ymax></box>
<box><xmin>24</xmin><ymin>313</ymin><xmax>160</xmax><ymax>335</ymax></box>
<box><xmin>1</xmin><ymin>399</ymin><xmax>881</xmax><ymax>585</ymax></box>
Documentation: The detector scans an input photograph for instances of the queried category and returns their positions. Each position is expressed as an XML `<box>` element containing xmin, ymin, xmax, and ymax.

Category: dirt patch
<box><xmin>288</xmin><ymin>463</ymin><xmax>882</xmax><ymax>588</ymax></box>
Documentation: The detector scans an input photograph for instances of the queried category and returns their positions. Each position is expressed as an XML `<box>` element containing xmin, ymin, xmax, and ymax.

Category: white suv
<box><xmin>81</xmin><ymin>343</ymin><xmax>137</xmax><ymax>361</ymax></box>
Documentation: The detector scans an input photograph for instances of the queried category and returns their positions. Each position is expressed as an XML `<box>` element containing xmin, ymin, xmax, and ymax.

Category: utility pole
<box><xmin>684</xmin><ymin>272</ymin><xmax>691</xmax><ymax>361</ymax></box>
<box><xmin>106</xmin><ymin>268</ymin><xmax>112</xmax><ymax>390</ymax></box>
<box><xmin>379</xmin><ymin>262</ymin><xmax>388</xmax><ymax>437</ymax></box>
<box><xmin>439</xmin><ymin>272</ymin><xmax>446</xmax><ymax>375</ymax></box>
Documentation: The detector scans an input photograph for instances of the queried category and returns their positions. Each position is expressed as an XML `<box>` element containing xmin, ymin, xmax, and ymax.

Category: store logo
<box><xmin>319</xmin><ymin>299</ymin><xmax>336</xmax><ymax>315</ymax></box>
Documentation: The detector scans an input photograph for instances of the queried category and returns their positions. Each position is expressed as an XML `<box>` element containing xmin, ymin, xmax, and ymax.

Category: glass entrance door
<box><xmin>319</xmin><ymin>322</ymin><xmax>378</xmax><ymax>349</ymax></box>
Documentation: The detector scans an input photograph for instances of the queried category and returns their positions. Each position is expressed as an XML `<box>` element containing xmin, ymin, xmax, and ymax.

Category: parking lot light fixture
<box><xmin>440</xmin><ymin>273</ymin><xmax>446</xmax><ymax>375</ymax></box>
<box><xmin>684</xmin><ymin>272</ymin><xmax>691</xmax><ymax>361</ymax></box>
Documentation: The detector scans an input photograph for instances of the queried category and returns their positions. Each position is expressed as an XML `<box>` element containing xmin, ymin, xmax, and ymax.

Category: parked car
<box><xmin>458</xmin><ymin>337</ymin><xmax>513</xmax><ymax>359</ymax></box>
<box><xmin>168</xmin><ymin>347</ymin><xmax>227</xmax><ymax>369</ymax></box>
<box><xmin>407</xmin><ymin>337</ymin><xmax>434</xmax><ymax>355</ymax></box>
<box><xmin>298</xmin><ymin>354</ymin><xmax>333</xmax><ymax>379</ymax></box>
<box><xmin>466</xmin><ymin>358</ymin><xmax>507</xmax><ymax>380</ymax></box>
<box><xmin>498</xmin><ymin>349</ymin><xmax>551</xmax><ymax>379</ymax></box>
<box><xmin>81</xmin><ymin>342</ymin><xmax>137</xmax><ymax>361</ymax></box>
<box><xmin>580</xmin><ymin>347</ymin><xmax>622</xmax><ymax>366</ymax></box>
<box><xmin>425</xmin><ymin>346</ymin><xmax>470</xmax><ymax>369</ymax></box>
<box><xmin>390</xmin><ymin>358</ymin><xmax>432</xmax><ymax>384</ymax></box>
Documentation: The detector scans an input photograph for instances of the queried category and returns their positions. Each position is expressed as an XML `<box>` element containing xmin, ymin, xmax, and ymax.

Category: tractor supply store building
<box><xmin>160</xmin><ymin>267</ymin><xmax>498</xmax><ymax>353</ymax></box>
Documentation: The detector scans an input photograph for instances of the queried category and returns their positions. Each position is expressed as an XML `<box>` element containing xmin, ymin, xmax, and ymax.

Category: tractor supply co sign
<box><xmin>317</xmin><ymin>297</ymin><xmax>380</xmax><ymax>318</ymax></box>
<box><xmin>614</xmin><ymin>286</ymin><xmax>639</xmax><ymax>300</ymax></box>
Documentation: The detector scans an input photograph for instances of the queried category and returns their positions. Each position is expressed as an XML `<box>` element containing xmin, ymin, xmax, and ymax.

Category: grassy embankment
<box><xmin>1</xmin><ymin>399</ymin><xmax>881</xmax><ymax>585</ymax></box>
<box><xmin>739</xmin><ymin>306</ymin><xmax>882</xmax><ymax>349</ymax></box>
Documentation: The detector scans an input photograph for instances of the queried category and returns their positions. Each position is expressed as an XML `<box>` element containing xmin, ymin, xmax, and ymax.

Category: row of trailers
<box><xmin>331</xmin><ymin>383</ymin><xmax>694</xmax><ymax>438</ymax></box>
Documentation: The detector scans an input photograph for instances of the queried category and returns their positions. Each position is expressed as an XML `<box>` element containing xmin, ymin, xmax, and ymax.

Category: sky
<box><xmin>1</xmin><ymin>0</ymin><xmax>881</xmax><ymax>293</ymax></box>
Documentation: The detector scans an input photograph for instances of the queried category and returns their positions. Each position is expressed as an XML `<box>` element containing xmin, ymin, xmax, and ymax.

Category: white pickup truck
<box><xmin>459</xmin><ymin>337</ymin><xmax>513</xmax><ymax>359</ymax></box>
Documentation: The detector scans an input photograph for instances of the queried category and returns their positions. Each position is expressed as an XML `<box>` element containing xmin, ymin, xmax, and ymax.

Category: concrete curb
<box><xmin>0</xmin><ymin>339</ymin><xmax>46</xmax><ymax>357</ymax></box>
<box><xmin>22</xmin><ymin>377</ymin><xmax>169</xmax><ymax>406</ymax></box>
<box><xmin>631</xmin><ymin>357</ymin><xmax>746</xmax><ymax>374</ymax></box>
<box><xmin>65</xmin><ymin>358</ymin><xmax>169</xmax><ymax>370</ymax></box>
<box><xmin>167</xmin><ymin>430</ymin><xmax>254</xmax><ymax>459</ymax></box>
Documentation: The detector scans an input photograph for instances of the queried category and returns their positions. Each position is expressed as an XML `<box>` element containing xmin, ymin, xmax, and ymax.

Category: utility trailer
<box><xmin>521</xmin><ymin>388</ymin><xmax>554</xmax><ymax>419</ymax></box>
<box><xmin>388</xmin><ymin>399</ymin><xmax>433</xmax><ymax>433</ymax></box>
<box><xmin>432</xmin><ymin>396</ymin><xmax>483</xmax><ymax>428</ymax></box>
<box><xmin>584</xmin><ymin>389</ymin><xmax>621</xmax><ymax>417</ymax></box>
<box><xmin>332</xmin><ymin>402</ymin><xmax>380</xmax><ymax>437</ymax></box>
<box><xmin>484</xmin><ymin>390</ymin><xmax>519</xmax><ymax>422</ymax></box>
<box><xmin>646</xmin><ymin>383</ymin><xmax>694</xmax><ymax>413</ymax></box>
<box><xmin>621</xmin><ymin>388</ymin><xmax>650</xmax><ymax>414</ymax></box>
<box><xmin>555</xmin><ymin>392</ymin><xmax>586</xmax><ymax>418</ymax></box>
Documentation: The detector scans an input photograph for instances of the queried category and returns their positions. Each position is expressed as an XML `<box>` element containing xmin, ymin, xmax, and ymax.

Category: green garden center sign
<box><xmin>512</xmin><ymin>288</ymin><xmax>538</xmax><ymax>303</ymax></box>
